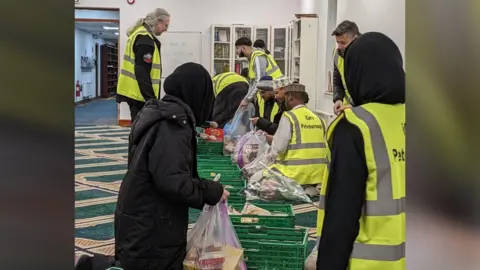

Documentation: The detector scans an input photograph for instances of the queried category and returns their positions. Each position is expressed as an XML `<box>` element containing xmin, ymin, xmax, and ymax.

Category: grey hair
<box><xmin>126</xmin><ymin>8</ymin><xmax>170</xmax><ymax>36</ymax></box>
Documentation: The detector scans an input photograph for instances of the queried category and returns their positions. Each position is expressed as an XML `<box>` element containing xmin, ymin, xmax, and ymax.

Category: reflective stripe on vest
<box><xmin>333</xmin><ymin>49</ymin><xmax>354</xmax><ymax>106</ymax></box>
<box><xmin>117</xmin><ymin>27</ymin><xmax>161</xmax><ymax>102</ymax></box>
<box><xmin>248</xmin><ymin>49</ymin><xmax>284</xmax><ymax>81</ymax></box>
<box><xmin>256</xmin><ymin>93</ymin><xmax>279</xmax><ymax>122</ymax></box>
<box><xmin>268</xmin><ymin>106</ymin><xmax>327</xmax><ymax>185</ymax></box>
<box><xmin>317</xmin><ymin>103</ymin><xmax>405</xmax><ymax>268</ymax></box>
<box><xmin>212</xmin><ymin>72</ymin><xmax>248</xmax><ymax>97</ymax></box>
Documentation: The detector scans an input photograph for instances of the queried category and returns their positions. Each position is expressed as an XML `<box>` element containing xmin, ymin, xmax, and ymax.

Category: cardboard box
<box><xmin>184</xmin><ymin>245</ymin><xmax>243</xmax><ymax>270</ymax></box>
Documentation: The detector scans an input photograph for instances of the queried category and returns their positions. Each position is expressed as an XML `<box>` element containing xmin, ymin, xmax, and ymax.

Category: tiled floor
<box><xmin>75</xmin><ymin>98</ymin><xmax>117</xmax><ymax>126</ymax></box>
<box><xmin>74</xmin><ymin>125</ymin><xmax>319</xmax><ymax>260</ymax></box>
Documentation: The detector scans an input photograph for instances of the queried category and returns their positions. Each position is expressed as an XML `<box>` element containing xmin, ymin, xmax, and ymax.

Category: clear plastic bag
<box><xmin>223</xmin><ymin>104</ymin><xmax>255</xmax><ymax>156</ymax></box>
<box><xmin>244</xmin><ymin>165</ymin><xmax>313</xmax><ymax>204</ymax></box>
<box><xmin>242</xmin><ymin>145</ymin><xmax>274</xmax><ymax>179</ymax></box>
<box><xmin>185</xmin><ymin>202</ymin><xmax>247</xmax><ymax>270</ymax></box>
<box><xmin>233</xmin><ymin>131</ymin><xmax>268</xmax><ymax>168</ymax></box>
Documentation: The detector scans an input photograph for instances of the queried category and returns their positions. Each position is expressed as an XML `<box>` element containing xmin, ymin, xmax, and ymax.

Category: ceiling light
<box><xmin>103</xmin><ymin>26</ymin><xmax>119</xmax><ymax>30</ymax></box>
<box><xmin>115</xmin><ymin>32</ymin><xmax>119</xmax><ymax>35</ymax></box>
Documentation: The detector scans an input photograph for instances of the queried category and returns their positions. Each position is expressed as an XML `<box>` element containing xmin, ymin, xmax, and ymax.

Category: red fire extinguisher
<box><xmin>76</xmin><ymin>80</ymin><xmax>81</xmax><ymax>97</ymax></box>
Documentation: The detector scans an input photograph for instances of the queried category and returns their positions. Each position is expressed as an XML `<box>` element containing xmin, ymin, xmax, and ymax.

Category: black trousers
<box><xmin>126</xmin><ymin>99</ymin><xmax>145</xmax><ymax>123</ymax></box>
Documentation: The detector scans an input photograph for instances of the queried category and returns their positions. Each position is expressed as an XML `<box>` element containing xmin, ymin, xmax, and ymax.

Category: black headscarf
<box><xmin>344</xmin><ymin>32</ymin><xmax>405</xmax><ymax>106</ymax></box>
<box><xmin>163</xmin><ymin>62</ymin><xmax>214</xmax><ymax>124</ymax></box>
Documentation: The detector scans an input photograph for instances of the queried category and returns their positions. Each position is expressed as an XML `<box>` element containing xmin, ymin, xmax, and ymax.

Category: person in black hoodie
<box><xmin>316</xmin><ymin>32</ymin><xmax>405</xmax><ymax>269</ymax></box>
<box><xmin>114</xmin><ymin>62</ymin><xmax>230</xmax><ymax>270</ymax></box>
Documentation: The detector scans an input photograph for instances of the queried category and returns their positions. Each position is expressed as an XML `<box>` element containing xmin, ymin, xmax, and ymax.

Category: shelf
<box><xmin>100</xmin><ymin>44</ymin><xmax>118</xmax><ymax>98</ymax></box>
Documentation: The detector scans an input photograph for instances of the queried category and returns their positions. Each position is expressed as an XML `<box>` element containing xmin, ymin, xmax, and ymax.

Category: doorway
<box><xmin>74</xmin><ymin>8</ymin><xmax>120</xmax><ymax>126</ymax></box>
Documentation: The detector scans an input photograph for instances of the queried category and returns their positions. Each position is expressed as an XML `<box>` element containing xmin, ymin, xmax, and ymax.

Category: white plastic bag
<box><xmin>233</xmin><ymin>131</ymin><xmax>268</xmax><ymax>168</ymax></box>
<box><xmin>223</xmin><ymin>104</ymin><xmax>255</xmax><ymax>156</ymax></box>
<box><xmin>244</xmin><ymin>164</ymin><xmax>313</xmax><ymax>204</ymax></box>
<box><xmin>242</xmin><ymin>145</ymin><xmax>275</xmax><ymax>179</ymax></box>
<box><xmin>185</xmin><ymin>202</ymin><xmax>247</xmax><ymax>270</ymax></box>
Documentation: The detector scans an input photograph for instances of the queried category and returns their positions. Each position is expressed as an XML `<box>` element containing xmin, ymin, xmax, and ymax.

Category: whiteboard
<box><xmin>158</xmin><ymin>31</ymin><xmax>202</xmax><ymax>79</ymax></box>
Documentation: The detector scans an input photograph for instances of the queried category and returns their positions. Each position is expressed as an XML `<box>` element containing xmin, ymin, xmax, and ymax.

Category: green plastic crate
<box><xmin>197</xmin><ymin>163</ymin><xmax>239</xmax><ymax>170</ymax></box>
<box><xmin>197</xmin><ymin>155</ymin><xmax>231</xmax><ymax>161</ymax></box>
<box><xmin>197</xmin><ymin>141</ymin><xmax>224</xmax><ymax>155</ymax></box>
<box><xmin>228</xmin><ymin>203</ymin><xmax>295</xmax><ymax>228</ymax></box>
<box><xmin>221</xmin><ymin>179</ymin><xmax>246</xmax><ymax>205</ymax></box>
<box><xmin>234</xmin><ymin>225</ymin><xmax>308</xmax><ymax>270</ymax></box>
<box><xmin>198</xmin><ymin>168</ymin><xmax>242</xmax><ymax>180</ymax></box>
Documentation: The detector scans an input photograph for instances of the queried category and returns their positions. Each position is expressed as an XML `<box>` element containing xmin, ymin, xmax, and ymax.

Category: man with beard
<box><xmin>251</xmin><ymin>76</ymin><xmax>290</xmax><ymax>135</ymax></box>
<box><xmin>266</xmin><ymin>84</ymin><xmax>327</xmax><ymax>197</ymax></box>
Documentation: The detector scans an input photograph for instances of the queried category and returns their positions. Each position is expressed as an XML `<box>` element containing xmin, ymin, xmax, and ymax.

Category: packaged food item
<box><xmin>205</xmin><ymin>128</ymin><xmax>224</xmax><ymax>142</ymax></box>
<box><xmin>227</xmin><ymin>205</ymin><xmax>241</xmax><ymax>215</ymax></box>
<box><xmin>241</xmin><ymin>203</ymin><xmax>272</xmax><ymax>216</ymax></box>
<box><xmin>197</xmin><ymin>245</ymin><xmax>225</xmax><ymax>269</ymax></box>
<box><xmin>223</xmin><ymin>135</ymin><xmax>241</xmax><ymax>156</ymax></box>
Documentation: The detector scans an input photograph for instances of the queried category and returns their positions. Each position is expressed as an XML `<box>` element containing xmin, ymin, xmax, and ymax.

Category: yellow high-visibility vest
<box><xmin>316</xmin><ymin>103</ymin><xmax>405</xmax><ymax>270</ymax></box>
<box><xmin>212</xmin><ymin>72</ymin><xmax>248</xmax><ymax>97</ymax></box>
<box><xmin>256</xmin><ymin>92</ymin><xmax>279</xmax><ymax>122</ymax></box>
<box><xmin>248</xmin><ymin>49</ymin><xmax>283</xmax><ymax>81</ymax></box>
<box><xmin>117</xmin><ymin>26</ymin><xmax>161</xmax><ymax>102</ymax></box>
<box><xmin>269</xmin><ymin>106</ymin><xmax>327</xmax><ymax>185</ymax></box>
<box><xmin>333</xmin><ymin>49</ymin><xmax>354</xmax><ymax>105</ymax></box>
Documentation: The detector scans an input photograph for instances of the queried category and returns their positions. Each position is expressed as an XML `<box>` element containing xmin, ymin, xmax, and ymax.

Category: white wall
<box><xmin>307</xmin><ymin>0</ymin><xmax>405</xmax><ymax>114</ymax></box>
<box><xmin>336</xmin><ymin>0</ymin><xmax>405</xmax><ymax>58</ymax></box>
<box><xmin>75</xmin><ymin>0</ymin><xmax>302</xmax><ymax>74</ymax></box>
<box><xmin>74</xmin><ymin>28</ymin><xmax>105</xmax><ymax>102</ymax></box>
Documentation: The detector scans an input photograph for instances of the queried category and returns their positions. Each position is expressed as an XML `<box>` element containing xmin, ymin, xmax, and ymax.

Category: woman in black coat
<box><xmin>114</xmin><ymin>62</ymin><xmax>229</xmax><ymax>270</ymax></box>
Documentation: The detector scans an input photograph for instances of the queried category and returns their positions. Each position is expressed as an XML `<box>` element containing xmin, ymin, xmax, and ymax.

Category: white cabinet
<box><xmin>232</xmin><ymin>25</ymin><xmax>253</xmax><ymax>74</ymax></box>
<box><xmin>287</xmin><ymin>17</ymin><xmax>319</xmax><ymax>109</ymax></box>
<box><xmin>270</xmin><ymin>26</ymin><xmax>289</xmax><ymax>76</ymax></box>
<box><xmin>211</xmin><ymin>25</ymin><xmax>233</xmax><ymax>76</ymax></box>
<box><xmin>254</xmin><ymin>26</ymin><xmax>271</xmax><ymax>51</ymax></box>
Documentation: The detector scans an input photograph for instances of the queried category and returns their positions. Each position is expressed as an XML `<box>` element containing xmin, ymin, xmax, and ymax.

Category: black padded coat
<box><xmin>114</xmin><ymin>96</ymin><xmax>224</xmax><ymax>270</ymax></box>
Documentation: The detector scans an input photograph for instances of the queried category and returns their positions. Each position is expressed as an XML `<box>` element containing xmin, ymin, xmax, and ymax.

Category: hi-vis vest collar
<box><xmin>333</xmin><ymin>49</ymin><xmax>354</xmax><ymax>105</ymax></box>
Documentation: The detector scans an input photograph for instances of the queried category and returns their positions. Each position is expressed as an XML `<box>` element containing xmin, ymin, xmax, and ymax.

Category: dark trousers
<box><xmin>127</xmin><ymin>99</ymin><xmax>145</xmax><ymax>123</ymax></box>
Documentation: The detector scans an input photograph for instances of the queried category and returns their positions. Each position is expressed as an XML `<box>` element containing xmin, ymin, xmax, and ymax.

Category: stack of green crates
<box><xmin>196</xmin><ymin>140</ymin><xmax>246</xmax><ymax>205</ymax></box>
<box><xmin>234</xmin><ymin>225</ymin><xmax>308</xmax><ymax>270</ymax></box>
<box><xmin>229</xmin><ymin>203</ymin><xmax>295</xmax><ymax>228</ymax></box>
